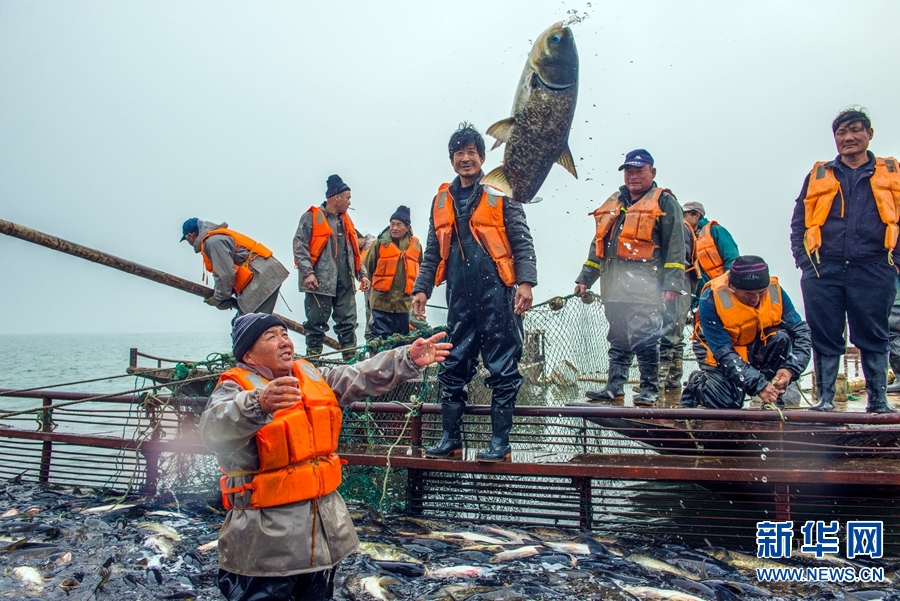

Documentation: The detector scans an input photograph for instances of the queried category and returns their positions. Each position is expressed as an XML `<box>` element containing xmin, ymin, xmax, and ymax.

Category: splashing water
<box><xmin>562</xmin><ymin>9</ymin><xmax>589</xmax><ymax>27</ymax></box>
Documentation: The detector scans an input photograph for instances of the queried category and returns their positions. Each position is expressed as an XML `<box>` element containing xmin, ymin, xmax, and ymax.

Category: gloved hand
<box><xmin>204</xmin><ymin>296</ymin><xmax>237</xmax><ymax>310</ymax></box>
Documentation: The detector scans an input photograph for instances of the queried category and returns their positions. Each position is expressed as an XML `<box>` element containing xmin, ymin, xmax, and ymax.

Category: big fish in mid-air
<box><xmin>483</xmin><ymin>22</ymin><xmax>579</xmax><ymax>203</ymax></box>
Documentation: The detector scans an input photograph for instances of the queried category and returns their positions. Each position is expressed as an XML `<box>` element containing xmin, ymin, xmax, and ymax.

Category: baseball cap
<box><xmin>180</xmin><ymin>218</ymin><xmax>200</xmax><ymax>242</ymax></box>
<box><xmin>682</xmin><ymin>201</ymin><xmax>705</xmax><ymax>215</ymax></box>
<box><xmin>618</xmin><ymin>149</ymin><xmax>654</xmax><ymax>171</ymax></box>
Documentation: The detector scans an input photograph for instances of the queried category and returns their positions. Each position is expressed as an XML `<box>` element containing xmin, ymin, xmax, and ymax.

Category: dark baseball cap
<box><xmin>618</xmin><ymin>149</ymin><xmax>654</xmax><ymax>171</ymax></box>
<box><xmin>180</xmin><ymin>217</ymin><xmax>200</xmax><ymax>242</ymax></box>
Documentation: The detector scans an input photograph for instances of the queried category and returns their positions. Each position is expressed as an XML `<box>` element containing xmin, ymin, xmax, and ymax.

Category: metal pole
<box><xmin>0</xmin><ymin>218</ymin><xmax>339</xmax><ymax>349</ymax></box>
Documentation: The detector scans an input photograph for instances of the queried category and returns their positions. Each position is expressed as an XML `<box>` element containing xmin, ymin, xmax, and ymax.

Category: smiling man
<box><xmin>575</xmin><ymin>149</ymin><xmax>685</xmax><ymax>407</ymax></box>
<box><xmin>680</xmin><ymin>256</ymin><xmax>811</xmax><ymax>409</ymax></box>
<box><xmin>200</xmin><ymin>313</ymin><xmax>450</xmax><ymax>601</ymax></box>
<box><xmin>790</xmin><ymin>109</ymin><xmax>900</xmax><ymax>413</ymax></box>
<box><xmin>412</xmin><ymin>122</ymin><xmax>537</xmax><ymax>462</ymax></box>
<box><xmin>363</xmin><ymin>205</ymin><xmax>422</xmax><ymax>339</ymax></box>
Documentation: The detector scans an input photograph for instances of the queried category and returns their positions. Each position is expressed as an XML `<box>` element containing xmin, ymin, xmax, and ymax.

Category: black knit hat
<box><xmin>232</xmin><ymin>313</ymin><xmax>288</xmax><ymax>363</ymax></box>
<box><xmin>390</xmin><ymin>205</ymin><xmax>411</xmax><ymax>226</ymax></box>
<box><xmin>325</xmin><ymin>174</ymin><xmax>350</xmax><ymax>199</ymax></box>
<box><xmin>728</xmin><ymin>255</ymin><xmax>770</xmax><ymax>290</ymax></box>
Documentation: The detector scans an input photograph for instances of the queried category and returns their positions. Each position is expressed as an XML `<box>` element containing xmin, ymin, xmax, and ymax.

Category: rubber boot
<box><xmin>862</xmin><ymin>352</ymin><xmax>897</xmax><ymax>414</ymax></box>
<box><xmin>636</xmin><ymin>358</ymin><xmax>669</xmax><ymax>392</ymax></box>
<box><xmin>306</xmin><ymin>345</ymin><xmax>323</xmax><ymax>359</ymax></box>
<box><xmin>887</xmin><ymin>354</ymin><xmax>900</xmax><ymax>394</ymax></box>
<box><xmin>586</xmin><ymin>362</ymin><xmax>629</xmax><ymax>403</ymax></box>
<box><xmin>665</xmin><ymin>353</ymin><xmax>684</xmax><ymax>390</ymax></box>
<box><xmin>476</xmin><ymin>405</ymin><xmax>514</xmax><ymax>462</ymax></box>
<box><xmin>424</xmin><ymin>402</ymin><xmax>465</xmax><ymax>458</ymax></box>
<box><xmin>810</xmin><ymin>354</ymin><xmax>840</xmax><ymax>412</ymax></box>
<box><xmin>633</xmin><ymin>360</ymin><xmax>660</xmax><ymax>407</ymax></box>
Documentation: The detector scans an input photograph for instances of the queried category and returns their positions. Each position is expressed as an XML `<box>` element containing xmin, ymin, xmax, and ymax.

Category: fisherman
<box><xmin>682</xmin><ymin>202</ymin><xmax>740</xmax><ymax>294</ymax></box>
<box><xmin>412</xmin><ymin>123</ymin><xmax>537</xmax><ymax>462</ymax></box>
<box><xmin>656</xmin><ymin>219</ymin><xmax>697</xmax><ymax>393</ymax></box>
<box><xmin>293</xmin><ymin>175</ymin><xmax>370</xmax><ymax>360</ymax></box>
<box><xmin>356</xmin><ymin>229</ymin><xmax>377</xmax><ymax>339</ymax></box>
<box><xmin>790</xmin><ymin>108</ymin><xmax>900</xmax><ymax>413</ymax></box>
<box><xmin>575</xmin><ymin>149</ymin><xmax>685</xmax><ymax>406</ymax></box>
<box><xmin>680</xmin><ymin>256</ymin><xmax>812</xmax><ymax>409</ymax></box>
<box><xmin>180</xmin><ymin>218</ymin><xmax>289</xmax><ymax>314</ymax></box>
<box><xmin>363</xmin><ymin>205</ymin><xmax>422</xmax><ymax>339</ymax></box>
<box><xmin>200</xmin><ymin>312</ymin><xmax>450</xmax><ymax>601</ymax></box>
<box><xmin>658</xmin><ymin>202</ymin><xmax>739</xmax><ymax>390</ymax></box>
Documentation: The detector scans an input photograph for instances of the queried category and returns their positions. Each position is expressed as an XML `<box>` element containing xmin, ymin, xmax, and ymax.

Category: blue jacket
<box><xmin>790</xmin><ymin>152</ymin><xmax>897</xmax><ymax>268</ymax></box>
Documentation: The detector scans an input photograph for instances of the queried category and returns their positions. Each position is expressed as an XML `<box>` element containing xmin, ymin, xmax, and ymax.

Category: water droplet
<box><xmin>762</xmin><ymin>476</ymin><xmax>768</xmax><ymax>483</ymax></box>
<box><xmin>762</xmin><ymin>447</ymin><xmax>769</xmax><ymax>452</ymax></box>
<box><xmin>760</xmin><ymin>454</ymin><xmax>767</xmax><ymax>460</ymax></box>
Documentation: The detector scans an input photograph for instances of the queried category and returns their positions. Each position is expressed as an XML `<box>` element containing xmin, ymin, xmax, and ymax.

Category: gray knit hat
<box><xmin>232</xmin><ymin>313</ymin><xmax>287</xmax><ymax>362</ymax></box>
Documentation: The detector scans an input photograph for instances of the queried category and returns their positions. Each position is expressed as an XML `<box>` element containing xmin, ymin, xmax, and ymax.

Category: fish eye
<box><xmin>550</xmin><ymin>34</ymin><xmax>561</xmax><ymax>43</ymax></box>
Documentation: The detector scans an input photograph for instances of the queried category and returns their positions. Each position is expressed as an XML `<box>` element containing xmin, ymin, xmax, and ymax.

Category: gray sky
<box><xmin>2</xmin><ymin>1</ymin><xmax>898</xmax><ymax>334</ymax></box>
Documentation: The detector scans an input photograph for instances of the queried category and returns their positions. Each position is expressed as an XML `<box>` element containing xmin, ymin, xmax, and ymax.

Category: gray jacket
<box><xmin>192</xmin><ymin>220</ymin><xmax>290</xmax><ymax>313</ymax></box>
<box><xmin>293</xmin><ymin>206</ymin><xmax>362</xmax><ymax>297</ymax></box>
<box><xmin>199</xmin><ymin>347</ymin><xmax>424</xmax><ymax>577</ymax></box>
<box><xmin>575</xmin><ymin>184</ymin><xmax>686</xmax><ymax>304</ymax></box>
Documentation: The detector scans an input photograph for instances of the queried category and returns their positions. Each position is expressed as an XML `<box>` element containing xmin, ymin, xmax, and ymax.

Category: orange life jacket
<box><xmin>201</xmin><ymin>228</ymin><xmax>274</xmax><ymax>294</ymax></box>
<box><xmin>695</xmin><ymin>222</ymin><xmax>726</xmax><ymax>279</ymax></box>
<box><xmin>698</xmin><ymin>274</ymin><xmax>783</xmax><ymax>367</ymax></box>
<box><xmin>432</xmin><ymin>184</ymin><xmax>517</xmax><ymax>287</ymax></box>
<box><xmin>307</xmin><ymin>206</ymin><xmax>362</xmax><ymax>272</ymax></box>
<box><xmin>215</xmin><ymin>360</ymin><xmax>343</xmax><ymax>510</ymax></box>
<box><xmin>372</xmin><ymin>236</ymin><xmax>422</xmax><ymax>295</ymax></box>
<box><xmin>590</xmin><ymin>188</ymin><xmax>668</xmax><ymax>261</ymax></box>
<box><xmin>803</xmin><ymin>157</ymin><xmax>900</xmax><ymax>262</ymax></box>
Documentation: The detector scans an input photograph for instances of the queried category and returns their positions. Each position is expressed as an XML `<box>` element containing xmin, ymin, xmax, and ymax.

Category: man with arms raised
<box><xmin>201</xmin><ymin>313</ymin><xmax>450</xmax><ymax>600</ymax></box>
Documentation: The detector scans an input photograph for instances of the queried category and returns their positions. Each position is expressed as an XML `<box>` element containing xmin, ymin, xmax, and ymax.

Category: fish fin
<box><xmin>486</xmin><ymin>118</ymin><xmax>515</xmax><ymax>150</ymax></box>
<box><xmin>556</xmin><ymin>145</ymin><xmax>578</xmax><ymax>178</ymax></box>
<box><xmin>480</xmin><ymin>167</ymin><xmax>513</xmax><ymax>198</ymax></box>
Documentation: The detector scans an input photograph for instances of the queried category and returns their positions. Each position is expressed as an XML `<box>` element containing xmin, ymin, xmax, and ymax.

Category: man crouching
<box><xmin>200</xmin><ymin>313</ymin><xmax>450</xmax><ymax>600</ymax></box>
<box><xmin>681</xmin><ymin>256</ymin><xmax>811</xmax><ymax>409</ymax></box>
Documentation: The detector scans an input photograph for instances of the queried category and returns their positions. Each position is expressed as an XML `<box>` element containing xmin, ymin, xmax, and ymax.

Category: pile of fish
<box><xmin>2</xmin><ymin>478</ymin><xmax>898</xmax><ymax>600</ymax></box>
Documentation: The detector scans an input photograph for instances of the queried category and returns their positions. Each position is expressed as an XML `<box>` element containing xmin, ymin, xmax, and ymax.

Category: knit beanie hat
<box><xmin>390</xmin><ymin>205</ymin><xmax>411</xmax><ymax>226</ymax></box>
<box><xmin>325</xmin><ymin>174</ymin><xmax>350</xmax><ymax>199</ymax></box>
<box><xmin>232</xmin><ymin>313</ymin><xmax>287</xmax><ymax>363</ymax></box>
<box><xmin>728</xmin><ymin>255</ymin><xmax>770</xmax><ymax>290</ymax></box>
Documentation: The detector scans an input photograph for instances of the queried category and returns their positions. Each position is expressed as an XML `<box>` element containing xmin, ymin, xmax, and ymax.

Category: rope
<box><xmin>378</xmin><ymin>395</ymin><xmax>423</xmax><ymax>516</ymax></box>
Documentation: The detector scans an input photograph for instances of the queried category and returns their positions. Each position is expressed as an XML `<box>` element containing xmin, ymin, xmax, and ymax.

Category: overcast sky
<box><xmin>2</xmin><ymin>1</ymin><xmax>898</xmax><ymax>335</ymax></box>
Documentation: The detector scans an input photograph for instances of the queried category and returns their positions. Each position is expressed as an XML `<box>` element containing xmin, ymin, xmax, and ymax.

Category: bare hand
<box><xmin>574</xmin><ymin>283</ymin><xmax>588</xmax><ymax>297</ymax></box>
<box><xmin>514</xmin><ymin>283</ymin><xmax>533</xmax><ymax>315</ymax></box>
<box><xmin>259</xmin><ymin>377</ymin><xmax>302</xmax><ymax>413</ymax></box>
<box><xmin>359</xmin><ymin>276</ymin><xmax>371</xmax><ymax>292</ymax></box>
<box><xmin>662</xmin><ymin>290</ymin><xmax>679</xmax><ymax>303</ymax></box>
<box><xmin>409</xmin><ymin>332</ymin><xmax>452</xmax><ymax>367</ymax></box>
<box><xmin>758</xmin><ymin>383</ymin><xmax>781</xmax><ymax>404</ymax></box>
<box><xmin>772</xmin><ymin>369</ymin><xmax>793</xmax><ymax>392</ymax></box>
<box><xmin>303</xmin><ymin>274</ymin><xmax>319</xmax><ymax>291</ymax></box>
<box><xmin>412</xmin><ymin>292</ymin><xmax>427</xmax><ymax>321</ymax></box>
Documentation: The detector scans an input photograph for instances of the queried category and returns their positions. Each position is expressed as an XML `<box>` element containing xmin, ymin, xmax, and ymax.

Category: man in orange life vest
<box><xmin>363</xmin><ymin>205</ymin><xmax>422</xmax><ymax>339</ymax></box>
<box><xmin>682</xmin><ymin>202</ymin><xmax>740</xmax><ymax>296</ymax></box>
<box><xmin>790</xmin><ymin>109</ymin><xmax>900</xmax><ymax>413</ymax></box>
<box><xmin>293</xmin><ymin>175</ymin><xmax>370</xmax><ymax>360</ymax></box>
<box><xmin>575</xmin><ymin>149</ymin><xmax>686</xmax><ymax>407</ymax></box>
<box><xmin>181</xmin><ymin>218</ymin><xmax>289</xmax><ymax>314</ymax></box>
<box><xmin>200</xmin><ymin>313</ymin><xmax>450</xmax><ymax>601</ymax></box>
<box><xmin>680</xmin><ymin>256</ymin><xmax>811</xmax><ymax>409</ymax></box>
<box><xmin>412</xmin><ymin>123</ymin><xmax>537</xmax><ymax>463</ymax></box>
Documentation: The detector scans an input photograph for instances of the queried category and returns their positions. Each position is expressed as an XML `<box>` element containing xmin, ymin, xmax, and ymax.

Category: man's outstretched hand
<box><xmin>409</xmin><ymin>332</ymin><xmax>452</xmax><ymax>367</ymax></box>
